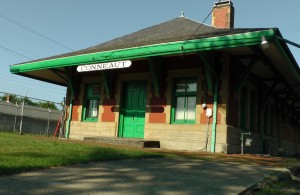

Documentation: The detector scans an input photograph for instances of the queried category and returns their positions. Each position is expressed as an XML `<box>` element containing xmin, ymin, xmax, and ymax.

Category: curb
<box><xmin>239</xmin><ymin>167</ymin><xmax>297</xmax><ymax>195</ymax></box>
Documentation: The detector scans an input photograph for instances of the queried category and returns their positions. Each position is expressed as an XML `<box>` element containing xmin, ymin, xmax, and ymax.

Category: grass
<box><xmin>0</xmin><ymin>132</ymin><xmax>166</xmax><ymax>175</ymax></box>
<box><xmin>255</xmin><ymin>179</ymin><xmax>300</xmax><ymax>195</ymax></box>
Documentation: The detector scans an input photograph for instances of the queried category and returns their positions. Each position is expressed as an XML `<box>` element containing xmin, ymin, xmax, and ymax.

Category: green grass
<box><xmin>0</xmin><ymin>132</ymin><xmax>165</xmax><ymax>175</ymax></box>
<box><xmin>255</xmin><ymin>180</ymin><xmax>300</xmax><ymax>195</ymax></box>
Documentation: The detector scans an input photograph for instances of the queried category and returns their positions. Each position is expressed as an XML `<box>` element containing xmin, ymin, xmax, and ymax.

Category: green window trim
<box><xmin>171</xmin><ymin>78</ymin><xmax>197</xmax><ymax>124</ymax></box>
<box><xmin>82</xmin><ymin>83</ymin><xmax>101</xmax><ymax>122</ymax></box>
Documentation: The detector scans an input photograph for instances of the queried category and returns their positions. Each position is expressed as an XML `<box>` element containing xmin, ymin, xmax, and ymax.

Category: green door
<box><xmin>120</xmin><ymin>81</ymin><xmax>146</xmax><ymax>138</ymax></box>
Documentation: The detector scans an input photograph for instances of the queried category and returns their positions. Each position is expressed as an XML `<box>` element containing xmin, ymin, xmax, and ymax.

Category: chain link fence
<box><xmin>0</xmin><ymin>94</ymin><xmax>63</xmax><ymax>136</ymax></box>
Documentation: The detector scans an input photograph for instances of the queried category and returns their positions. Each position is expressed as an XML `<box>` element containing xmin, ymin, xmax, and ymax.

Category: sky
<box><xmin>0</xmin><ymin>0</ymin><xmax>299</xmax><ymax>104</ymax></box>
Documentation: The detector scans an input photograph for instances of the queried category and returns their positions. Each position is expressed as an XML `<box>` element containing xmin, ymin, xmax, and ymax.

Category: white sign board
<box><xmin>77</xmin><ymin>60</ymin><xmax>132</xmax><ymax>72</ymax></box>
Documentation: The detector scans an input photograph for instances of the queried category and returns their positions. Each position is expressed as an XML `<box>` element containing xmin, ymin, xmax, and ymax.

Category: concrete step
<box><xmin>83</xmin><ymin>136</ymin><xmax>160</xmax><ymax>148</ymax></box>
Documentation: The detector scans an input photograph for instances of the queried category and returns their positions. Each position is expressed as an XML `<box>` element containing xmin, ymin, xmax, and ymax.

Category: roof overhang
<box><xmin>10</xmin><ymin>29</ymin><xmax>277</xmax><ymax>84</ymax></box>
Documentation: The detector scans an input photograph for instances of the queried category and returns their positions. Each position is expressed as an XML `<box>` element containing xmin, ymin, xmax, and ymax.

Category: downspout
<box><xmin>64</xmin><ymin>69</ymin><xmax>75</xmax><ymax>139</ymax></box>
<box><xmin>65</xmin><ymin>98</ymin><xmax>73</xmax><ymax>139</ymax></box>
<box><xmin>198</xmin><ymin>52</ymin><xmax>218</xmax><ymax>153</ymax></box>
<box><xmin>210</xmin><ymin>80</ymin><xmax>218</xmax><ymax>153</ymax></box>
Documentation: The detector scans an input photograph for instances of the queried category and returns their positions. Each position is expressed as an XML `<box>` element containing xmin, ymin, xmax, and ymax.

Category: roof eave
<box><xmin>10</xmin><ymin>29</ymin><xmax>276</xmax><ymax>74</ymax></box>
<box><xmin>273</xmin><ymin>30</ymin><xmax>300</xmax><ymax>83</ymax></box>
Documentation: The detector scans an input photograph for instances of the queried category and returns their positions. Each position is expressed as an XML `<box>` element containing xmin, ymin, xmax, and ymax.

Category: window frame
<box><xmin>171</xmin><ymin>77</ymin><xmax>197</xmax><ymax>124</ymax></box>
<box><xmin>82</xmin><ymin>83</ymin><xmax>101</xmax><ymax>122</ymax></box>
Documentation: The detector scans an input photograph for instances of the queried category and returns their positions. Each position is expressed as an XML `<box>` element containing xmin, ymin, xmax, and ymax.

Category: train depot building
<box><xmin>10</xmin><ymin>1</ymin><xmax>300</xmax><ymax>155</ymax></box>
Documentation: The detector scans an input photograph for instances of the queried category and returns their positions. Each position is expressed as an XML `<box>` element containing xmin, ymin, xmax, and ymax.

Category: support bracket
<box><xmin>101</xmin><ymin>71</ymin><xmax>112</xmax><ymax>99</ymax></box>
<box><xmin>51</xmin><ymin>69</ymin><xmax>68</xmax><ymax>82</ymax></box>
<box><xmin>64</xmin><ymin>68</ymin><xmax>75</xmax><ymax>99</ymax></box>
<box><xmin>148</xmin><ymin>57</ymin><xmax>162</xmax><ymax>97</ymax></box>
<box><xmin>235</xmin><ymin>57</ymin><xmax>258</xmax><ymax>94</ymax></box>
<box><xmin>197</xmin><ymin>52</ymin><xmax>216</xmax><ymax>95</ymax></box>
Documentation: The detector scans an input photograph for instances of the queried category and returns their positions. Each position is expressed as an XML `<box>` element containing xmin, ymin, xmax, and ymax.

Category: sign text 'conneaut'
<box><xmin>77</xmin><ymin>60</ymin><xmax>132</xmax><ymax>72</ymax></box>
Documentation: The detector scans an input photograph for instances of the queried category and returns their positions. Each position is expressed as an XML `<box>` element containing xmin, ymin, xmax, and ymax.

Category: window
<box><xmin>83</xmin><ymin>83</ymin><xmax>101</xmax><ymax>122</ymax></box>
<box><xmin>171</xmin><ymin>78</ymin><xmax>197</xmax><ymax>124</ymax></box>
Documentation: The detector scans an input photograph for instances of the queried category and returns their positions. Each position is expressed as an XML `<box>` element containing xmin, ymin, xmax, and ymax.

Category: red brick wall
<box><xmin>101</xmin><ymin>98</ymin><xmax>116</xmax><ymax>122</ymax></box>
<box><xmin>149</xmin><ymin>97</ymin><xmax>167</xmax><ymax>123</ymax></box>
<box><xmin>213</xmin><ymin>7</ymin><xmax>229</xmax><ymax>28</ymax></box>
<box><xmin>71</xmin><ymin>100</ymin><xmax>81</xmax><ymax>121</ymax></box>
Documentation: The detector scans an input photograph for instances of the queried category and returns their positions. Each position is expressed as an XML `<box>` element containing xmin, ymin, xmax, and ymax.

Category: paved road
<box><xmin>0</xmin><ymin>158</ymin><xmax>276</xmax><ymax>195</ymax></box>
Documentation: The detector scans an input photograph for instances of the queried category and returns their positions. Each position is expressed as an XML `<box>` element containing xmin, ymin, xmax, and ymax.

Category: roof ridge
<box><xmin>179</xmin><ymin>16</ymin><xmax>215</xmax><ymax>28</ymax></box>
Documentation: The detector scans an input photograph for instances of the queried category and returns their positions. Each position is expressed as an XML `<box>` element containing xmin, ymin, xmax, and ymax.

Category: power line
<box><xmin>181</xmin><ymin>0</ymin><xmax>222</xmax><ymax>49</ymax></box>
<box><xmin>0</xmin><ymin>74</ymin><xmax>66</xmax><ymax>92</ymax></box>
<box><xmin>0</xmin><ymin>78</ymin><xmax>66</xmax><ymax>96</ymax></box>
<box><xmin>0</xmin><ymin>44</ymin><xmax>32</xmax><ymax>60</ymax></box>
<box><xmin>0</xmin><ymin>13</ymin><xmax>74</xmax><ymax>52</ymax></box>
<box><xmin>0</xmin><ymin>24</ymin><xmax>65</xmax><ymax>57</ymax></box>
<box><xmin>0</xmin><ymin>38</ymin><xmax>39</xmax><ymax>59</ymax></box>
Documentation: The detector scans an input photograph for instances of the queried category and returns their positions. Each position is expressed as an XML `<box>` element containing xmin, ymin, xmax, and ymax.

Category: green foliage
<box><xmin>37</xmin><ymin>101</ymin><xmax>58</xmax><ymax>110</ymax></box>
<box><xmin>0</xmin><ymin>94</ymin><xmax>58</xmax><ymax>110</ymax></box>
<box><xmin>0</xmin><ymin>94</ymin><xmax>21</xmax><ymax>104</ymax></box>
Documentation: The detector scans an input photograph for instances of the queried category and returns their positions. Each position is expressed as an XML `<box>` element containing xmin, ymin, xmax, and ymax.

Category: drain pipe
<box><xmin>65</xmin><ymin>98</ymin><xmax>73</xmax><ymax>139</ymax></box>
<box><xmin>210</xmin><ymin>80</ymin><xmax>218</xmax><ymax>153</ymax></box>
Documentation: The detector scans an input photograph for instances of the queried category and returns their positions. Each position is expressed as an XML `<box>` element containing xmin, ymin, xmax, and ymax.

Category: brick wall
<box><xmin>149</xmin><ymin>97</ymin><xmax>167</xmax><ymax>123</ymax></box>
<box><xmin>101</xmin><ymin>98</ymin><xmax>116</xmax><ymax>122</ymax></box>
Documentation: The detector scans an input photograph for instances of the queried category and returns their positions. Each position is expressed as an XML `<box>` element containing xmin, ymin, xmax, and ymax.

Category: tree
<box><xmin>0</xmin><ymin>94</ymin><xmax>58</xmax><ymax>110</ymax></box>
<box><xmin>0</xmin><ymin>94</ymin><xmax>21</xmax><ymax>104</ymax></box>
<box><xmin>38</xmin><ymin>101</ymin><xmax>58</xmax><ymax>110</ymax></box>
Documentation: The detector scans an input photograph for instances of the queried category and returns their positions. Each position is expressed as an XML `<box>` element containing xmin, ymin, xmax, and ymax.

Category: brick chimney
<box><xmin>212</xmin><ymin>1</ymin><xmax>234</xmax><ymax>28</ymax></box>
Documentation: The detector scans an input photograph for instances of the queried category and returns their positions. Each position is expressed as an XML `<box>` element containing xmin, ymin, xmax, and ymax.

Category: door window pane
<box><xmin>87</xmin><ymin>84</ymin><xmax>101</xmax><ymax>98</ymax></box>
<box><xmin>186</xmin><ymin>97</ymin><xmax>196</xmax><ymax>120</ymax></box>
<box><xmin>86</xmin><ymin>99</ymin><xmax>99</xmax><ymax>118</ymax></box>
<box><xmin>176</xmin><ymin>79</ymin><xmax>187</xmax><ymax>92</ymax></box>
<box><xmin>175</xmin><ymin>97</ymin><xmax>185</xmax><ymax>120</ymax></box>
<box><xmin>186</xmin><ymin>79</ymin><xmax>197</xmax><ymax>92</ymax></box>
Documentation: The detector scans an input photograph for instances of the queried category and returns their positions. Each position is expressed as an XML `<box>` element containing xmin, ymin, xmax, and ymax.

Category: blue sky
<box><xmin>0</xmin><ymin>0</ymin><xmax>299</xmax><ymax>104</ymax></box>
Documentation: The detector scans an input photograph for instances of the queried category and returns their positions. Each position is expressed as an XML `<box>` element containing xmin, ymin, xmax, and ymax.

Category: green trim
<box><xmin>197</xmin><ymin>52</ymin><xmax>216</xmax><ymax>95</ymax></box>
<box><xmin>118</xmin><ymin>108</ymin><xmax>124</xmax><ymax>137</ymax></box>
<box><xmin>210</xmin><ymin>80</ymin><xmax>218</xmax><ymax>153</ymax></box>
<box><xmin>10</xmin><ymin>29</ymin><xmax>276</xmax><ymax>74</ymax></box>
<box><xmin>65</xmin><ymin>99</ymin><xmax>72</xmax><ymax>139</ymax></box>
